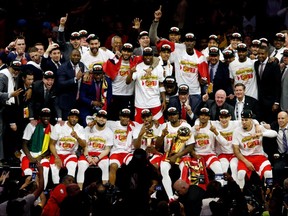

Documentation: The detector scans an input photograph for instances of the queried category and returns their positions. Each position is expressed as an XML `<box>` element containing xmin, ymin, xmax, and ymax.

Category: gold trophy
<box><xmin>165</xmin><ymin>126</ymin><xmax>191</xmax><ymax>164</ymax></box>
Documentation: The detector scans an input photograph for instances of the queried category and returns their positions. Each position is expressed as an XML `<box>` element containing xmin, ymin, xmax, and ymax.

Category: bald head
<box><xmin>215</xmin><ymin>89</ymin><xmax>226</xmax><ymax>107</ymax></box>
<box><xmin>173</xmin><ymin>179</ymin><xmax>189</xmax><ymax>195</ymax></box>
<box><xmin>277</xmin><ymin>111</ymin><xmax>288</xmax><ymax>128</ymax></box>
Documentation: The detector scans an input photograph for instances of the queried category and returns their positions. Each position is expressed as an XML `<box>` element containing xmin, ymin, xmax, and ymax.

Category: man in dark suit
<box><xmin>198</xmin><ymin>89</ymin><xmax>235</xmax><ymax>121</ymax></box>
<box><xmin>167</xmin><ymin>84</ymin><xmax>200</xmax><ymax>126</ymax></box>
<box><xmin>40</xmin><ymin>43</ymin><xmax>64</xmax><ymax>75</ymax></box>
<box><xmin>78</xmin><ymin>64</ymin><xmax>112</xmax><ymax>127</ymax></box>
<box><xmin>207</xmin><ymin>46</ymin><xmax>233</xmax><ymax>100</ymax></box>
<box><xmin>133</xmin><ymin>31</ymin><xmax>158</xmax><ymax>56</ymax></box>
<box><xmin>30</xmin><ymin>70</ymin><xmax>59</xmax><ymax>125</ymax></box>
<box><xmin>0</xmin><ymin>61</ymin><xmax>23</xmax><ymax>162</ymax></box>
<box><xmin>263</xmin><ymin>111</ymin><xmax>288</xmax><ymax>185</ymax></box>
<box><xmin>255</xmin><ymin>45</ymin><xmax>281</xmax><ymax>123</ymax></box>
<box><xmin>56</xmin><ymin>49</ymin><xmax>84</xmax><ymax>122</ymax></box>
<box><xmin>231</xmin><ymin>83</ymin><xmax>259</xmax><ymax>121</ymax></box>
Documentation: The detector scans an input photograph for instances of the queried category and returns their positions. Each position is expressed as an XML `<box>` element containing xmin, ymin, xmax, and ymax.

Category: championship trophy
<box><xmin>164</xmin><ymin>126</ymin><xmax>191</xmax><ymax>164</ymax></box>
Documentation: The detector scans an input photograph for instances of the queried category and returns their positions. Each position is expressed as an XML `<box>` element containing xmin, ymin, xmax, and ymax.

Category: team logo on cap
<box><xmin>43</xmin><ymin>70</ymin><xmax>54</xmax><ymax>78</ymax></box>
<box><xmin>79</xmin><ymin>30</ymin><xmax>88</xmax><ymax>36</ymax></box>
<box><xmin>141</xmin><ymin>109</ymin><xmax>152</xmax><ymax>116</ymax></box>
<box><xmin>92</xmin><ymin>64</ymin><xmax>103</xmax><ymax>72</ymax></box>
<box><xmin>219</xmin><ymin>109</ymin><xmax>230</xmax><ymax>116</ymax></box>
<box><xmin>122</xmin><ymin>43</ymin><xmax>133</xmax><ymax>51</ymax></box>
<box><xmin>169</xmin><ymin>27</ymin><xmax>180</xmax><ymax>33</ymax></box>
<box><xmin>120</xmin><ymin>108</ymin><xmax>131</xmax><ymax>116</ymax></box>
<box><xmin>69</xmin><ymin>109</ymin><xmax>80</xmax><ymax>116</ymax></box>
<box><xmin>185</xmin><ymin>33</ymin><xmax>195</xmax><ymax>39</ymax></box>
<box><xmin>178</xmin><ymin>84</ymin><xmax>189</xmax><ymax>94</ymax></box>
<box><xmin>200</xmin><ymin>107</ymin><xmax>210</xmax><ymax>115</ymax></box>
<box><xmin>167</xmin><ymin>107</ymin><xmax>178</xmax><ymax>114</ymax></box>
<box><xmin>237</xmin><ymin>43</ymin><xmax>247</xmax><ymax>49</ymax></box>
<box><xmin>251</xmin><ymin>40</ymin><xmax>261</xmax><ymax>46</ymax></box>
<box><xmin>70</xmin><ymin>32</ymin><xmax>80</xmax><ymax>39</ymax></box>
<box><xmin>139</xmin><ymin>31</ymin><xmax>149</xmax><ymax>38</ymax></box>
<box><xmin>209</xmin><ymin>47</ymin><xmax>219</xmax><ymax>56</ymax></box>
<box><xmin>12</xmin><ymin>61</ymin><xmax>21</xmax><ymax>67</ymax></box>
<box><xmin>165</xmin><ymin>77</ymin><xmax>176</xmax><ymax>83</ymax></box>
<box><xmin>97</xmin><ymin>110</ymin><xmax>108</xmax><ymax>117</ymax></box>
<box><xmin>231</xmin><ymin>32</ymin><xmax>241</xmax><ymax>39</ymax></box>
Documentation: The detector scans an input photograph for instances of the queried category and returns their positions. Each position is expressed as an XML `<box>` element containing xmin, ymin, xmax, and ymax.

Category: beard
<box><xmin>96</xmin><ymin>122</ymin><xmax>105</xmax><ymax>128</ymax></box>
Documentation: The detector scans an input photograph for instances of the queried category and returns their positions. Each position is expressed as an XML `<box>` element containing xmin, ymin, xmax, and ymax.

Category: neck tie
<box><xmin>282</xmin><ymin>128</ymin><xmax>288</xmax><ymax>153</ymax></box>
<box><xmin>96</xmin><ymin>82</ymin><xmax>101</xmax><ymax>101</ymax></box>
<box><xmin>45</xmin><ymin>89</ymin><xmax>49</xmax><ymax>103</ymax></box>
<box><xmin>273</xmin><ymin>49</ymin><xmax>278</xmax><ymax>57</ymax></box>
<box><xmin>56</xmin><ymin>62</ymin><xmax>61</xmax><ymax>69</ymax></box>
<box><xmin>181</xmin><ymin>102</ymin><xmax>186</xmax><ymax>120</ymax></box>
<box><xmin>210</xmin><ymin>65</ymin><xmax>214</xmax><ymax>82</ymax></box>
<box><xmin>259</xmin><ymin>62</ymin><xmax>264</xmax><ymax>79</ymax></box>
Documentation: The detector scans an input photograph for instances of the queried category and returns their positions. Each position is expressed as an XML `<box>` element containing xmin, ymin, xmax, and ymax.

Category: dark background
<box><xmin>0</xmin><ymin>0</ymin><xmax>287</xmax><ymax>49</ymax></box>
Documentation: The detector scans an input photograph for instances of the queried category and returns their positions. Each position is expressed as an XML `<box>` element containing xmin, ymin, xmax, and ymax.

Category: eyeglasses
<box><xmin>70</xmin><ymin>109</ymin><xmax>80</xmax><ymax>114</ymax></box>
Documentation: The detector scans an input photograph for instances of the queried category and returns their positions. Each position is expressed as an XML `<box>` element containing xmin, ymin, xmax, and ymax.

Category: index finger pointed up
<box><xmin>65</xmin><ymin>13</ymin><xmax>68</xmax><ymax>19</ymax></box>
<box><xmin>159</xmin><ymin>5</ymin><xmax>162</xmax><ymax>11</ymax></box>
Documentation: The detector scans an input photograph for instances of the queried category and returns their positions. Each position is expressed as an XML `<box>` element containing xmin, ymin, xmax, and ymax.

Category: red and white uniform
<box><xmin>50</xmin><ymin>122</ymin><xmax>85</xmax><ymax>184</ymax></box>
<box><xmin>132</xmin><ymin>62</ymin><xmax>165</xmax><ymax>123</ymax></box>
<box><xmin>77</xmin><ymin>125</ymin><xmax>113</xmax><ymax>183</ymax></box>
<box><xmin>132</xmin><ymin>123</ymin><xmax>164</xmax><ymax>166</ymax></box>
<box><xmin>21</xmin><ymin>123</ymin><xmax>54</xmax><ymax>189</ymax></box>
<box><xmin>107</xmin><ymin>120</ymin><xmax>138</xmax><ymax>167</ymax></box>
<box><xmin>170</xmin><ymin>43</ymin><xmax>209</xmax><ymax>95</ymax></box>
<box><xmin>159</xmin><ymin>121</ymin><xmax>194</xmax><ymax>201</ymax></box>
<box><xmin>229</xmin><ymin>57</ymin><xmax>258</xmax><ymax>100</ymax></box>
<box><xmin>232</xmin><ymin>125</ymin><xmax>277</xmax><ymax>179</ymax></box>
<box><xmin>81</xmin><ymin>48</ymin><xmax>114</xmax><ymax>71</ymax></box>
<box><xmin>191</xmin><ymin>122</ymin><xmax>226</xmax><ymax>167</ymax></box>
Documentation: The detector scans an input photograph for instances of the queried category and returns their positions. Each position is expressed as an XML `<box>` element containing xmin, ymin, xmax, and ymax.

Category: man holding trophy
<box><xmin>156</xmin><ymin>107</ymin><xmax>197</xmax><ymax>202</ymax></box>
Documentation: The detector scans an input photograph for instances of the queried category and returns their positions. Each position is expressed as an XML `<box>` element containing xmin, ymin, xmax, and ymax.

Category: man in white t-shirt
<box><xmin>49</xmin><ymin>109</ymin><xmax>86</xmax><ymax>184</ymax></box>
<box><xmin>232</xmin><ymin>109</ymin><xmax>277</xmax><ymax>190</ymax></box>
<box><xmin>77</xmin><ymin>109</ymin><xmax>113</xmax><ymax>189</ymax></box>
<box><xmin>126</xmin><ymin>46</ymin><xmax>166</xmax><ymax>124</ymax></box>
<box><xmin>229</xmin><ymin>43</ymin><xmax>258</xmax><ymax>100</ymax></box>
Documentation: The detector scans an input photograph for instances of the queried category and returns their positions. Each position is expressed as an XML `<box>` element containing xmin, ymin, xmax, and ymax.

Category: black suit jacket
<box><xmin>255</xmin><ymin>59</ymin><xmax>281</xmax><ymax>122</ymax></box>
<box><xmin>255</xmin><ymin>60</ymin><xmax>281</xmax><ymax>107</ymax></box>
<box><xmin>209</xmin><ymin>61</ymin><xmax>233</xmax><ymax>99</ymax></box>
<box><xmin>56</xmin><ymin>61</ymin><xmax>85</xmax><ymax>117</ymax></box>
<box><xmin>167</xmin><ymin>95</ymin><xmax>200</xmax><ymax>126</ymax></box>
<box><xmin>231</xmin><ymin>95</ymin><xmax>260</xmax><ymax>121</ymax></box>
<box><xmin>30</xmin><ymin>80</ymin><xmax>60</xmax><ymax>124</ymax></box>
<box><xmin>198</xmin><ymin>99</ymin><xmax>236</xmax><ymax>120</ymax></box>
